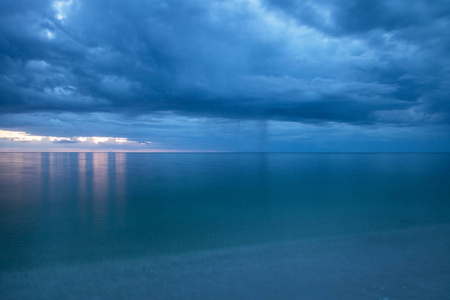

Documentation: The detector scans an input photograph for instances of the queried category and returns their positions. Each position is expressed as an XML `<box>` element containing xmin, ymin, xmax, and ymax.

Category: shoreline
<box><xmin>2</xmin><ymin>224</ymin><xmax>449</xmax><ymax>299</ymax></box>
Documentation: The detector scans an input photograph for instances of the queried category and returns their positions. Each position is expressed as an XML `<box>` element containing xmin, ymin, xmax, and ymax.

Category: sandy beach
<box><xmin>2</xmin><ymin>224</ymin><xmax>449</xmax><ymax>300</ymax></box>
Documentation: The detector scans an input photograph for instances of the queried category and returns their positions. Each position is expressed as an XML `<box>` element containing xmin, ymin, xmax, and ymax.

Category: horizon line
<box><xmin>0</xmin><ymin>151</ymin><xmax>449</xmax><ymax>154</ymax></box>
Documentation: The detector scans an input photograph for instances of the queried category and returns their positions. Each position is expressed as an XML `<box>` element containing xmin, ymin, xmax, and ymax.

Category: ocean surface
<box><xmin>1</xmin><ymin>153</ymin><xmax>450</xmax><ymax>299</ymax></box>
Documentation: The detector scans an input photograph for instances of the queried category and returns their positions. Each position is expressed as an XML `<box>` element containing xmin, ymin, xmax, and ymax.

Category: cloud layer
<box><xmin>1</xmin><ymin>0</ymin><xmax>449</xmax><ymax>151</ymax></box>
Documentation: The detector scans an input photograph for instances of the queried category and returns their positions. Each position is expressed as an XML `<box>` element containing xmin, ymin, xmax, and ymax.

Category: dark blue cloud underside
<box><xmin>0</xmin><ymin>0</ymin><xmax>449</xmax><ymax>128</ymax></box>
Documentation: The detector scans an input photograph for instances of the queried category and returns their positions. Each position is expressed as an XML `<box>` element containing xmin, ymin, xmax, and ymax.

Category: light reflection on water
<box><xmin>0</xmin><ymin>153</ymin><xmax>450</xmax><ymax>271</ymax></box>
<box><xmin>115</xmin><ymin>152</ymin><xmax>126</xmax><ymax>206</ymax></box>
<box><xmin>78</xmin><ymin>153</ymin><xmax>87</xmax><ymax>204</ymax></box>
<box><xmin>92</xmin><ymin>153</ymin><xmax>109</xmax><ymax>222</ymax></box>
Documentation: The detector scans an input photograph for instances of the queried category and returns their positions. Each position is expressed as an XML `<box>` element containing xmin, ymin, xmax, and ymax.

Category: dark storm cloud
<box><xmin>0</xmin><ymin>0</ymin><xmax>449</xmax><ymax>127</ymax></box>
<box><xmin>263</xmin><ymin>0</ymin><xmax>450</xmax><ymax>121</ymax></box>
<box><xmin>263</xmin><ymin>0</ymin><xmax>450</xmax><ymax>35</ymax></box>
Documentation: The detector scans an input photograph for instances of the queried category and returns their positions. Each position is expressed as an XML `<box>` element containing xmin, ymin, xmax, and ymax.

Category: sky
<box><xmin>0</xmin><ymin>0</ymin><xmax>449</xmax><ymax>152</ymax></box>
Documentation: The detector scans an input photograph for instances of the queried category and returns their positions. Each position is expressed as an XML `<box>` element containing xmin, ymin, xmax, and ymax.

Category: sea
<box><xmin>1</xmin><ymin>153</ymin><xmax>449</xmax><ymax>299</ymax></box>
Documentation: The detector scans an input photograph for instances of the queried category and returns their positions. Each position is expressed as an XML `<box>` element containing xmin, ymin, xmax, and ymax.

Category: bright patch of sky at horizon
<box><xmin>0</xmin><ymin>0</ymin><xmax>449</xmax><ymax>151</ymax></box>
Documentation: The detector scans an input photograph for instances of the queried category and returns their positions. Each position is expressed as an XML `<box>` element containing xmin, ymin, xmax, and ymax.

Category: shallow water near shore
<box><xmin>1</xmin><ymin>224</ymin><xmax>450</xmax><ymax>300</ymax></box>
<box><xmin>1</xmin><ymin>153</ymin><xmax>450</xmax><ymax>298</ymax></box>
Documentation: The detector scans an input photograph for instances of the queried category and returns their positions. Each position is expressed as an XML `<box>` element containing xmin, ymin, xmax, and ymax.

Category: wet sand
<box><xmin>2</xmin><ymin>224</ymin><xmax>450</xmax><ymax>300</ymax></box>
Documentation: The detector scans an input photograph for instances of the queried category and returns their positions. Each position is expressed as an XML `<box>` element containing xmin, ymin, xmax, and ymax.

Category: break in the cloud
<box><xmin>0</xmin><ymin>0</ymin><xmax>449</xmax><ymax>151</ymax></box>
<box><xmin>0</xmin><ymin>129</ymin><xmax>156</xmax><ymax>152</ymax></box>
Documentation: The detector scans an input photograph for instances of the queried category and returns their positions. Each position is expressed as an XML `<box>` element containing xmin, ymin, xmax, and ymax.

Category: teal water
<box><xmin>1</xmin><ymin>153</ymin><xmax>450</xmax><ymax>271</ymax></box>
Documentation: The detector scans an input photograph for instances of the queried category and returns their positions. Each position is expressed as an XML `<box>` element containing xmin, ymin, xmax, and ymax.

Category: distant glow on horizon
<box><xmin>0</xmin><ymin>130</ymin><xmax>147</xmax><ymax>147</ymax></box>
<box><xmin>0</xmin><ymin>130</ymin><xmax>44</xmax><ymax>142</ymax></box>
<box><xmin>92</xmin><ymin>137</ymin><xmax>110</xmax><ymax>144</ymax></box>
<box><xmin>114</xmin><ymin>138</ymin><xmax>128</xmax><ymax>143</ymax></box>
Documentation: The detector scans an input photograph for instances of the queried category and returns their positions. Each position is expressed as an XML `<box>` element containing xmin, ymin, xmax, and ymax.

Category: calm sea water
<box><xmin>1</xmin><ymin>153</ymin><xmax>449</xmax><ymax>271</ymax></box>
